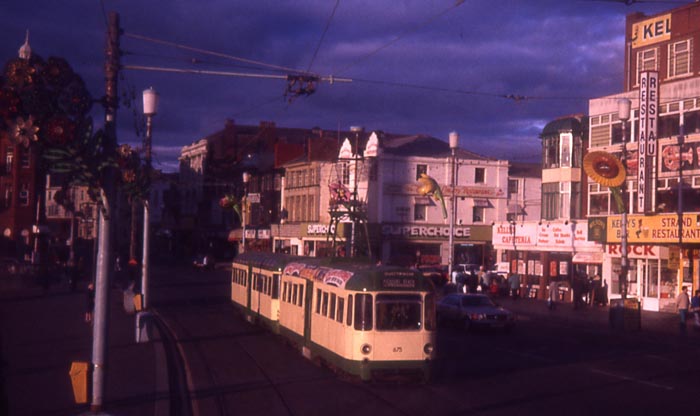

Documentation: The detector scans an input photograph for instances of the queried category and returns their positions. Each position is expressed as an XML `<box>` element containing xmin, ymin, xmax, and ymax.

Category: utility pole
<box><xmin>91</xmin><ymin>11</ymin><xmax>120</xmax><ymax>413</ymax></box>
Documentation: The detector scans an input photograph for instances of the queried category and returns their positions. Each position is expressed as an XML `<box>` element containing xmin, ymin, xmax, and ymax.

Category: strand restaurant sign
<box><xmin>588</xmin><ymin>213</ymin><xmax>700</xmax><ymax>244</ymax></box>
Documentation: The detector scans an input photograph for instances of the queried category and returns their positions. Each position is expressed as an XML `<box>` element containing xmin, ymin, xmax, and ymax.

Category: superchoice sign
<box><xmin>631</xmin><ymin>13</ymin><xmax>671</xmax><ymax>48</ymax></box>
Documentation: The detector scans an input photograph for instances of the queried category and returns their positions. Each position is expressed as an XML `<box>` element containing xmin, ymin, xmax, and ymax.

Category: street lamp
<box><xmin>448</xmin><ymin>131</ymin><xmax>459</xmax><ymax>283</ymax></box>
<box><xmin>618</xmin><ymin>98</ymin><xmax>630</xmax><ymax>300</ymax></box>
<box><xmin>350</xmin><ymin>126</ymin><xmax>363</xmax><ymax>258</ymax></box>
<box><xmin>242</xmin><ymin>172</ymin><xmax>251</xmax><ymax>254</ymax></box>
<box><xmin>141</xmin><ymin>87</ymin><xmax>158</xmax><ymax>310</ymax></box>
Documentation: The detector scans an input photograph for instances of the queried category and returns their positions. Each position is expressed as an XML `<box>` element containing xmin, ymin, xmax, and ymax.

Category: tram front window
<box><xmin>376</xmin><ymin>294</ymin><xmax>422</xmax><ymax>331</ymax></box>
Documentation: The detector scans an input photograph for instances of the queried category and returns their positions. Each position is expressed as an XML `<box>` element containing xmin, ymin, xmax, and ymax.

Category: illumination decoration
<box><xmin>219</xmin><ymin>193</ymin><xmax>241</xmax><ymax>222</ymax></box>
<box><xmin>583</xmin><ymin>150</ymin><xmax>627</xmax><ymax>212</ymax></box>
<box><xmin>11</xmin><ymin>115</ymin><xmax>39</xmax><ymax>147</ymax></box>
<box><xmin>329</xmin><ymin>181</ymin><xmax>351</xmax><ymax>206</ymax></box>
<box><xmin>417</xmin><ymin>173</ymin><xmax>447</xmax><ymax>219</ymax></box>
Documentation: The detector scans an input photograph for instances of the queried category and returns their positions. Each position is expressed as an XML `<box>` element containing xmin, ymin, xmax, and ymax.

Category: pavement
<box><xmin>2</xmin><ymin>271</ymin><xmax>698</xmax><ymax>416</ymax></box>
<box><xmin>0</xmin><ymin>274</ymin><xmax>168</xmax><ymax>416</ymax></box>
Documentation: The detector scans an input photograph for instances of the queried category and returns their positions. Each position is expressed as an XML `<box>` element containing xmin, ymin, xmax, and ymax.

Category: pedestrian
<box><xmin>676</xmin><ymin>286</ymin><xmax>690</xmax><ymax>333</ymax></box>
<box><xmin>691</xmin><ymin>289</ymin><xmax>700</xmax><ymax>330</ymax></box>
<box><xmin>509</xmin><ymin>273</ymin><xmax>521</xmax><ymax>300</ymax></box>
<box><xmin>85</xmin><ymin>282</ymin><xmax>95</xmax><ymax>323</ymax></box>
<box><xmin>548</xmin><ymin>279</ymin><xmax>559</xmax><ymax>310</ymax></box>
<box><xmin>478</xmin><ymin>266</ymin><xmax>489</xmax><ymax>292</ymax></box>
<box><xmin>572</xmin><ymin>273</ymin><xmax>585</xmax><ymax>310</ymax></box>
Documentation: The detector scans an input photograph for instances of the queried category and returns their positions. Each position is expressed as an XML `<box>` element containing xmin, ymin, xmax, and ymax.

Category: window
<box><xmin>341</xmin><ymin>162</ymin><xmax>350</xmax><ymax>185</ymax></box>
<box><xmin>414</xmin><ymin>203</ymin><xmax>427</xmax><ymax>221</ymax></box>
<box><xmin>636</xmin><ymin>48</ymin><xmax>657</xmax><ymax>86</ymax></box>
<box><xmin>322</xmin><ymin>291</ymin><xmax>329</xmax><ymax>316</ymax></box>
<box><xmin>472</xmin><ymin>206</ymin><xmax>484</xmax><ymax>223</ymax></box>
<box><xmin>668</xmin><ymin>39</ymin><xmax>691</xmax><ymax>78</ymax></box>
<box><xmin>424</xmin><ymin>293</ymin><xmax>435</xmax><ymax>330</ymax></box>
<box><xmin>542</xmin><ymin>182</ymin><xmax>559</xmax><ymax>220</ymax></box>
<box><xmin>347</xmin><ymin>295</ymin><xmax>353</xmax><ymax>326</ymax></box>
<box><xmin>19</xmin><ymin>184</ymin><xmax>29</xmax><ymax>206</ymax></box>
<box><xmin>316</xmin><ymin>289</ymin><xmax>322</xmax><ymax>314</ymax></box>
<box><xmin>474</xmin><ymin>167</ymin><xmax>485</xmax><ymax>183</ymax></box>
<box><xmin>416</xmin><ymin>164</ymin><xmax>427</xmax><ymax>180</ymax></box>
<box><xmin>508</xmin><ymin>179</ymin><xmax>519</xmax><ymax>196</ymax></box>
<box><xmin>5</xmin><ymin>149</ymin><xmax>13</xmax><ymax>173</ymax></box>
<box><xmin>543</xmin><ymin>135</ymin><xmax>559</xmax><ymax>167</ymax></box>
<box><xmin>337</xmin><ymin>297</ymin><xmax>345</xmax><ymax>323</ymax></box>
<box><xmin>376</xmin><ymin>294</ymin><xmax>422</xmax><ymax>331</ymax></box>
<box><xmin>354</xmin><ymin>294</ymin><xmax>372</xmax><ymax>331</ymax></box>
<box><xmin>329</xmin><ymin>293</ymin><xmax>336</xmax><ymax>320</ymax></box>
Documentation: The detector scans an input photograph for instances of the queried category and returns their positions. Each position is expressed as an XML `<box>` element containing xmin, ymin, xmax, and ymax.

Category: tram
<box><xmin>231</xmin><ymin>252</ymin><xmax>437</xmax><ymax>381</ymax></box>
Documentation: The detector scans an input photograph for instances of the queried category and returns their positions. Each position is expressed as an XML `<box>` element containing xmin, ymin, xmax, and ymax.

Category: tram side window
<box><xmin>292</xmin><ymin>284</ymin><xmax>298</xmax><ymax>305</ymax></box>
<box><xmin>287</xmin><ymin>282</ymin><xmax>293</xmax><ymax>303</ymax></box>
<box><xmin>272</xmin><ymin>275</ymin><xmax>280</xmax><ymax>299</ymax></box>
<box><xmin>424</xmin><ymin>293</ymin><xmax>436</xmax><ymax>330</ymax></box>
<box><xmin>297</xmin><ymin>284</ymin><xmax>304</xmax><ymax>307</ymax></box>
<box><xmin>354</xmin><ymin>294</ymin><xmax>373</xmax><ymax>331</ymax></box>
<box><xmin>316</xmin><ymin>289</ymin><xmax>322</xmax><ymax>314</ymax></box>
<box><xmin>282</xmin><ymin>282</ymin><xmax>288</xmax><ymax>302</ymax></box>
<box><xmin>347</xmin><ymin>295</ymin><xmax>353</xmax><ymax>326</ymax></box>
<box><xmin>330</xmin><ymin>293</ymin><xmax>337</xmax><ymax>320</ymax></box>
<box><xmin>322</xmin><ymin>292</ymin><xmax>329</xmax><ymax>316</ymax></box>
<box><xmin>337</xmin><ymin>297</ymin><xmax>345</xmax><ymax>323</ymax></box>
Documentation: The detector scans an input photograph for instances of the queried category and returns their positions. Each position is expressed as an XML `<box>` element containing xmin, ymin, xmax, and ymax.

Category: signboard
<box><xmin>384</xmin><ymin>183</ymin><xmax>505</xmax><ymax>199</ymax></box>
<box><xmin>247</xmin><ymin>193</ymin><xmax>261</xmax><ymax>203</ymax></box>
<box><xmin>606</xmin><ymin>213</ymin><xmax>700</xmax><ymax>244</ymax></box>
<box><xmin>492</xmin><ymin>223</ymin><xmax>538</xmax><ymax>248</ymax></box>
<box><xmin>631</xmin><ymin>13</ymin><xmax>671</xmax><ymax>48</ymax></box>
<box><xmin>638</xmin><ymin>71</ymin><xmax>658</xmax><ymax>214</ymax></box>
<box><xmin>381</xmin><ymin>224</ymin><xmax>472</xmax><ymax>240</ymax></box>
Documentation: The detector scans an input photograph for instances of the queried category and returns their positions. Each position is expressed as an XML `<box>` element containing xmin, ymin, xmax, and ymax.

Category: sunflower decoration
<box><xmin>417</xmin><ymin>173</ymin><xmax>447</xmax><ymax>219</ymax></box>
<box><xmin>583</xmin><ymin>151</ymin><xmax>627</xmax><ymax>212</ymax></box>
<box><xmin>219</xmin><ymin>194</ymin><xmax>242</xmax><ymax>222</ymax></box>
<box><xmin>11</xmin><ymin>115</ymin><xmax>39</xmax><ymax>147</ymax></box>
<box><xmin>583</xmin><ymin>151</ymin><xmax>626</xmax><ymax>188</ymax></box>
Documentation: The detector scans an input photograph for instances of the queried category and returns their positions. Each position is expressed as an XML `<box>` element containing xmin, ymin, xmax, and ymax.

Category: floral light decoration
<box><xmin>329</xmin><ymin>181</ymin><xmax>351</xmax><ymax>208</ymax></box>
<box><xmin>11</xmin><ymin>115</ymin><xmax>39</xmax><ymax>147</ymax></box>
<box><xmin>583</xmin><ymin>151</ymin><xmax>627</xmax><ymax>212</ymax></box>
<box><xmin>44</xmin><ymin>115</ymin><xmax>75</xmax><ymax>146</ymax></box>
<box><xmin>417</xmin><ymin>173</ymin><xmax>447</xmax><ymax>219</ymax></box>
<box><xmin>219</xmin><ymin>193</ymin><xmax>241</xmax><ymax>222</ymax></box>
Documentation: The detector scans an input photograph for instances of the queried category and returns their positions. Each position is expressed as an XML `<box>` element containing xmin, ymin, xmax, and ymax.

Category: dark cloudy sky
<box><xmin>1</xmin><ymin>0</ymin><xmax>690</xmax><ymax>172</ymax></box>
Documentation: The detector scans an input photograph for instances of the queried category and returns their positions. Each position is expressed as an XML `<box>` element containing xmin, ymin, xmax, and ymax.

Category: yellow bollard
<box><xmin>133</xmin><ymin>293</ymin><xmax>143</xmax><ymax>312</ymax></box>
<box><xmin>69</xmin><ymin>361</ymin><xmax>89</xmax><ymax>404</ymax></box>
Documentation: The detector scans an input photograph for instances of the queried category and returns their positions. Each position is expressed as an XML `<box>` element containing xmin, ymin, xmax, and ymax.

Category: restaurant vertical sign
<box><xmin>638</xmin><ymin>71</ymin><xmax>658</xmax><ymax>214</ymax></box>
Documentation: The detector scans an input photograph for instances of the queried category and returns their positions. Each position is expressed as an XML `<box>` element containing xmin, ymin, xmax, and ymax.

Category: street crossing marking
<box><xmin>590</xmin><ymin>368</ymin><xmax>673</xmax><ymax>391</ymax></box>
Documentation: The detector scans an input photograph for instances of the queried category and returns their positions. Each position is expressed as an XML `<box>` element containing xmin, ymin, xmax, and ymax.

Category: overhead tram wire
<box><xmin>331</xmin><ymin>0</ymin><xmax>466</xmax><ymax>77</ymax></box>
<box><xmin>306</xmin><ymin>0</ymin><xmax>341</xmax><ymax>73</ymax></box>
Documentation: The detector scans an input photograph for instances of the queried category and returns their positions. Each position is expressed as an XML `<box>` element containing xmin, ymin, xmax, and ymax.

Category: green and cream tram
<box><xmin>231</xmin><ymin>253</ymin><xmax>436</xmax><ymax>381</ymax></box>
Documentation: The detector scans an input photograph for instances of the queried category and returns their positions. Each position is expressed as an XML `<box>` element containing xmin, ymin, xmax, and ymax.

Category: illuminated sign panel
<box><xmin>606</xmin><ymin>213</ymin><xmax>700</xmax><ymax>244</ymax></box>
<box><xmin>638</xmin><ymin>71</ymin><xmax>658</xmax><ymax>214</ymax></box>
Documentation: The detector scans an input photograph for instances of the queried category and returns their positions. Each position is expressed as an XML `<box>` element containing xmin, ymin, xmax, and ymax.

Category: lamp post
<box><xmin>618</xmin><ymin>98</ymin><xmax>631</xmax><ymax>300</ymax></box>
<box><xmin>350</xmin><ymin>126</ymin><xmax>363</xmax><ymax>258</ymax></box>
<box><xmin>242</xmin><ymin>172</ymin><xmax>251</xmax><ymax>254</ymax></box>
<box><xmin>448</xmin><ymin>131</ymin><xmax>459</xmax><ymax>283</ymax></box>
<box><xmin>141</xmin><ymin>87</ymin><xmax>158</xmax><ymax>310</ymax></box>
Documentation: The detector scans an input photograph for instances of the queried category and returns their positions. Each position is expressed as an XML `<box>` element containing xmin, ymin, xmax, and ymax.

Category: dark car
<box><xmin>418</xmin><ymin>265</ymin><xmax>448</xmax><ymax>287</ymax></box>
<box><xmin>437</xmin><ymin>293</ymin><xmax>515</xmax><ymax>332</ymax></box>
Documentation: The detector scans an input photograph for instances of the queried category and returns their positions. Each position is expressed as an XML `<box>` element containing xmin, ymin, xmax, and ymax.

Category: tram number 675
<box><xmin>393</xmin><ymin>346</ymin><xmax>402</xmax><ymax>353</ymax></box>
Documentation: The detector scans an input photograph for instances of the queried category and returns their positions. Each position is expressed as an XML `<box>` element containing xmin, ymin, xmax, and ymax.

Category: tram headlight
<box><xmin>361</xmin><ymin>344</ymin><xmax>372</xmax><ymax>355</ymax></box>
<box><xmin>423</xmin><ymin>343</ymin><xmax>434</xmax><ymax>355</ymax></box>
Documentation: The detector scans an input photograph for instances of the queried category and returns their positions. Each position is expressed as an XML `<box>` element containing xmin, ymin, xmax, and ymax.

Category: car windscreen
<box><xmin>376</xmin><ymin>294</ymin><xmax>423</xmax><ymax>331</ymax></box>
<box><xmin>461</xmin><ymin>296</ymin><xmax>494</xmax><ymax>307</ymax></box>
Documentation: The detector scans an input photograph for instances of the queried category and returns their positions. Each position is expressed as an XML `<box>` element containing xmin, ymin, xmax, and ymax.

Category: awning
<box><xmin>572</xmin><ymin>252</ymin><xmax>604</xmax><ymax>264</ymax></box>
<box><xmin>228</xmin><ymin>230</ymin><xmax>241</xmax><ymax>242</ymax></box>
<box><xmin>474</xmin><ymin>199</ymin><xmax>490</xmax><ymax>208</ymax></box>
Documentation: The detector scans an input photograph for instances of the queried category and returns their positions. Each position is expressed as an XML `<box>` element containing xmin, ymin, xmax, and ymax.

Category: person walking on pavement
<box><xmin>691</xmin><ymin>289</ymin><xmax>700</xmax><ymax>330</ymax></box>
<box><xmin>676</xmin><ymin>286</ymin><xmax>690</xmax><ymax>333</ymax></box>
<box><xmin>508</xmin><ymin>273</ymin><xmax>520</xmax><ymax>300</ymax></box>
<box><xmin>548</xmin><ymin>279</ymin><xmax>559</xmax><ymax>310</ymax></box>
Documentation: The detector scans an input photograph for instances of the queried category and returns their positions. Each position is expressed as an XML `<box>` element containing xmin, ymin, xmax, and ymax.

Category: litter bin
<box><xmin>69</xmin><ymin>361</ymin><xmax>89</xmax><ymax>404</ymax></box>
<box><xmin>609</xmin><ymin>298</ymin><xmax>641</xmax><ymax>331</ymax></box>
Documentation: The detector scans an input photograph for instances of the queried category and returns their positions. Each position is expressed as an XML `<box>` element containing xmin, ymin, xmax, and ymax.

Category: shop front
<box><xmin>590</xmin><ymin>212</ymin><xmax>700</xmax><ymax>312</ymax></box>
<box><xmin>380</xmin><ymin>223</ymin><xmax>491</xmax><ymax>268</ymax></box>
<box><xmin>493</xmin><ymin>221</ymin><xmax>604</xmax><ymax>301</ymax></box>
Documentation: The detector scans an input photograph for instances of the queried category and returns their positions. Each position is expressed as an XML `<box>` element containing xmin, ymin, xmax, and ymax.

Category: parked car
<box><xmin>418</xmin><ymin>265</ymin><xmax>449</xmax><ymax>287</ymax></box>
<box><xmin>0</xmin><ymin>257</ymin><xmax>32</xmax><ymax>278</ymax></box>
<box><xmin>437</xmin><ymin>293</ymin><xmax>515</xmax><ymax>332</ymax></box>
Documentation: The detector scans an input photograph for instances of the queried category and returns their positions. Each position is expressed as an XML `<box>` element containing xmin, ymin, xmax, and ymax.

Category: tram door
<box><xmin>303</xmin><ymin>281</ymin><xmax>314</xmax><ymax>345</ymax></box>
